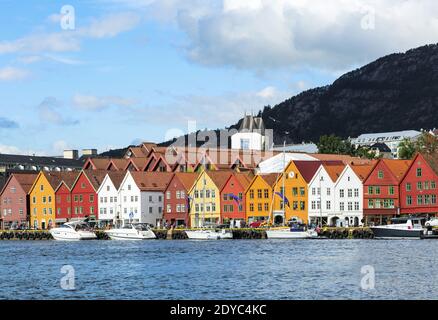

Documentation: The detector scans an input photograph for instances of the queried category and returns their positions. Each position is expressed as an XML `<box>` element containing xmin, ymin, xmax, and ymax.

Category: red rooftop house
<box><xmin>163</xmin><ymin>172</ymin><xmax>199</xmax><ymax>227</ymax></box>
<box><xmin>54</xmin><ymin>171</ymin><xmax>79</xmax><ymax>224</ymax></box>
<box><xmin>220</xmin><ymin>172</ymin><xmax>253</xmax><ymax>225</ymax></box>
<box><xmin>0</xmin><ymin>173</ymin><xmax>37</xmax><ymax>229</ymax></box>
<box><xmin>70</xmin><ymin>170</ymin><xmax>107</xmax><ymax>221</ymax></box>
<box><xmin>400</xmin><ymin>153</ymin><xmax>438</xmax><ymax>218</ymax></box>
<box><xmin>363</xmin><ymin>159</ymin><xmax>411</xmax><ymax>225</ymax></box>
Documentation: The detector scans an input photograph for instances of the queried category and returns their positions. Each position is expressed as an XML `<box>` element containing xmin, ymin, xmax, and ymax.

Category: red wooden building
<box><xmin>54</xmin><ymin>171</ymin><xmax>79</xmax><ymax>224</ymax></box>
<box><xmin>363</xmin><ymin>159</ymin><xmax>411</xmax><ymax>225</ymax></box>
<box><xmin>220</xmin><ymin>172</ymin><xmax>253</xmax><ymax>225</ymax></box>
<box><xmin>0</xmin><ymin>173</ymin><xmax>37</xmax><ymax>229</ymax></box>
<box><xmin>163</xmin><ymin>172</ymin><xmax>199</xmax><ymax>227</ymax></box>
<box><xmin>400</xmin><ymin>153</ymin><xmax>438</xmax><ymax>218</ymax></box>
<box><xmin>69</xmin><ymin>170</ymin><xmax>107</xmax><ymax>220</ymax></box>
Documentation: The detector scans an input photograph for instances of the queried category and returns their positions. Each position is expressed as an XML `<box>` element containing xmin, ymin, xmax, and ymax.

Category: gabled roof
<box><xmin>323</xmin><ymin>164</ymin><xmax>346</xmax><ymax>183</ymax></box>
<box><xmin>107</xmin><ymin>171</ymin><xmax>127</xmax><ymax>190</ymax></box>
<box><xmin>130</xmin><ymin>172</ymin><xmax>173</xmax><ymax>192</ymax></box>
<box><xmin>55</xmin><ymin>171</ymin><xmax>80</xmax><ymax>191</ymax></box>
<box><xmin>76</xmin><ymin>170</ymin><xmax>109</xmax><ymax>191</ymax></box>
<box><xmin>381</xmin><ymin>159</ymin><xmax>412</xmax><ymax>182</ymax></box>
<box><xmin>233</xmin><ymin>172</ymin><xmax>253</xmax><ymax>190</ymax></box>
<box><xmin>173</xmin><ymin>172</ymin><xmax>199</xmax><ymax>191</ymax></box>
<box><xmin>293</xmin><ymin>160</ymin><xmax>344</xmax><ymax>183</ymax></box>
<box><xmin>416</xmin><ymin>152</ymin><xmax>438</xmax><ymax>177</ymax></box>
<box><xmin>259</xmin><ymin>173</ymin><xmax>280</xmax><ymax>188</ymax></box>
<box><xmin>349</xmin><ymin>162</ymin><xmax>376</xmax><ymax>181</ymax></box>
<box><xmin>125</xmin><ymin>157</ymin><xmax>150</xmax><ymax>171</ymax></box>
<box><xmin>83</xmin><ymin>158</ymin><xmax>111</xmax><ymax>170</ymax></box>
<box><xmin>107</xmin><ymin>158</ymin><xmax>129</xmax><ymax>170</ymax></box>
<box><xmin>206</xmin><ymin>170</ymin><xmax>233</xmax><ymax>190</ymax></box>
<box><xmin>0</xmin><ymin>173</ymin><xmax>38</xmax><ymax>196</ymax></box>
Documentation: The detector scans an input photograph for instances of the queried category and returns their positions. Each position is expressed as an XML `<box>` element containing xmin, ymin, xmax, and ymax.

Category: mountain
<box><xmin>256</xmin><ymin>43</ymin><xmax>438</xmax><ymax>145</ymax></box>
<box><xmin>157</xmin><ymin>43</ymin><xmax>438</xmax><ymax>148</ymax></box>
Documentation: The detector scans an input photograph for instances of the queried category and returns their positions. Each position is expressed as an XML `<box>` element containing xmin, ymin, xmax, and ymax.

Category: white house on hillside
<box><xmin>231</xmin><ymin>114</ymin><xmax>268</xmax><ymax>151</ymax></box>
<box><xmin>118</xmin><ymin>171</ymin><xmax>173</xmax><ymax>226</ymax></box>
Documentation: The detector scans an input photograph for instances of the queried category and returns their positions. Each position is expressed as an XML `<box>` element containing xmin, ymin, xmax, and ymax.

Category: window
<box><xmin>312</xmin><ymin>188</ymin><xmax>316</xmax><ymax>196</ymax></box>
<box><xmin>10</xmin><ymin>186</ymin><xmax>16</xmax><ymax>193</ymax></box>
<box><xmin>424</xmin><ymin>181</ymin><xmax>430</xmax><ymax>190</ymax></box>
<box><xmin>181</xmin><ymin>204</ymin><xmax>186</xmax><ymax>211</ymax></box>
<box><xmin>257</xmin><ymin>189</ymin><xmax>262</xmax><ymax>198</ymax></box>
<box><xmin>149</xmin><ymin>196</ymin><xmax>152</xmax><ymax>202</ymax></box>
<box><xmin>90</xmin><ymin>207</ymin><xmax>94</xmax><ymax>214</ymax></box>
<box><xmin>158</xmin><ymin>195</ymin><xmax>162</xmax><ymax>202</ymax></box>
<box><xmin>347</xmin><ymin>189</ymin><xmax>352</xmax><ymax>198</ymax></box>
<box><xmin>368</xmin><ymin>199</ymin><xmax>374</xmax><ymax>208</ymax></box>
<box><xmin>40</xmin><ymin>184</ymin><xmax>44</xmax><ymax>191</ymax></box>
<box><xmin>368</xmin><ymin>186</ymin><xmax>373</xmax><ymax>195</ymax></box>
<box><xmin>81</xmin><ymin>183</ymin><xmax>86</xmax><ymax>189</ymax></box>
<box><xmin>354</xmin><ymin>202</ymin><xmax>359</xmax><ymax>210</ymax></box>
<box><xmin>292</xmin><ymin>188</ymin><xmax>298</xmax><ymax>196</ymax></box>
<box><xmin>48</xmin><ymin>196</ymin><xmax>52</xmax><ymax>203</ymax></box>
<box><xmin>42</xmin><ymin>196</ymin><xmax>46</xmax><ymax>203</ymax></box>
<box><xmin>354</xmin><ymin>189</ymin><xmax>359</xmax><ymax>197</ymax></box>
<box><xmin>417</xmin><ymin>195</ymin><xmax>423</xmax><ymax>205</ymax></box>
<box><xmin>176</xmin><ymin>191</ymin><xmax>180</xmax><ymax>199</ymax></box>
<box><xmin>311</xmin><ymin>201</ymin><xmax>316</xmax><ymax>210</ymax></box>
<box><xmin>326</xmin><ymin>201</ymin><xmax>331</xmax><ymax>210</ymax></box>
<box><xmin>406</xmin><ymin>195</ymin><xmax>412</xmax><ymax>205</ymax></box>
<box><xmin>326</xmin><ymin>188</ymin><xmax>331</xmax><ymax>196</ymax></box>
<box><xmin>388</xmin><ymin>186</ymin><xmax>394</xmax><ymax>195</ymax></box>
<box><xmin>206</xmin><ymin>190</ymin><xmax>210</xmax><ymax>198</ymax></box>
<box><xmin>32</xmin><ymin>196</ymin><xmax>36</xmax><ymax>204</ymax></box>
<box><xmin>378</xmin><ymin>170</ymin><xmax>384</xmax><ymax>179</ymax></box>
<box><xmin>127</xmin><ymin>185</ymin><xmax>132</xmax><ymax>191</ymax></box>
<box><xmin>79</xmin><ymin>195</ymin><xmax>83</xmax><ymax>202</ymax></box>
<box><xmin>432</xmin><ymin>195</ymin><xmax>437</xmax><ymax>204</ymax></box>
<box><xmin>176</xmin><ymin>204</ymin><xmax>181</xmax><ymax>212</ymax></box>
<box><xmin>432</xmin><ymin>181</ymin><xmax>436</xmax><ymax>189</ymax></box>
<box><xmin>249</xmin><ymin>190</ymin><xmax>254</xmax><ymax>199</ymax></box>
<box><xmin>166</xmin><ymin>191</ymin><xmax>171</xmax><ymax>200</ymax></box>
<box><xmin>223</xmin><ymin>194</ymin><xmax>228</xmax><ymax>201</ymax></box>
<box><xmin>211</xmin><ymin>190</ymin><xmax>216</xmax><ymax>198</ymax></box>
<box><xmin>417</xmin><ymin>168</ymin><xmax>422</xmax><ymax>177</ymax></box>
<box><xmin>417</xmin><ymin>182</ymin><xmax>422</xmax><ymax>190</ymax></box>
<box><xmin>194</xmin><ymin>190</ymin><xmax>199</xmax><ymax>198</ymax></box>
<box><xmin>425</xmin><ymin>195</ymin><xmax>430</xmax><ymax>205</ymax></box>
<box><xmin>167</xmin><ymin>204</ymin><xmax>171</xmax><ymax>213</ymax></box>
<box><xmin>264</xmin><ymin>203</ymin><xmax>269</xmax><ymax>211</ymax></box>
<box><xmin>406</xmin><ymin>183</ymin><xmax>411</xmax><ymax>191</ymax></box>
<box><xmin>300</xmin><ymin>201</ymin><xmax>305</xmax><ymax>210</ymax></box>
<box><xmin>240</xmin><ymin>138</ymin><xmax>250</xmax><ymax>150</ymax></box>
<box><xmin>106</xmin><ymin>186</ymin><xmax>110</xmax><ymax>191</ymax></box>
<box><xmin>340</xmin><ymin>202</ymin><xmax>344</xmax><ymax>211</ymax></box>
<box><xmin>89</xmin><ymin>194</ymin><xmax>94</xmax><ymax>202</ymax></box>
<box><xmin>300</xmin><ymin>188</ymin><xmax>305</xmax><ymax>196</ymax></box>
<box><xmin>375</xmin><ymin>187</ymin><xmax>381</xmax><ymax>195</ymax></box>
<box><xmin>348</xmin><ymin>202</ymin><xmax>353</xmax><ymax>211</ymax></box>
<box><xmin>249</xmin><ymin>203</ymin><xmax>254</xmax><ymax>212</ymax></box>
<box><xmin>149</xmin><ymin>207</ymin><xmax>153</xmax><ymax>214</ymax></box>
<box><xmin>339</xmin><ymin>189</ymin><xmax>344</xmax><ymax>198</ymax></box>
<box><xmin>258</xmin><ymin>203</ymin><xmax>262</xmax><ymax>211</ymax></box>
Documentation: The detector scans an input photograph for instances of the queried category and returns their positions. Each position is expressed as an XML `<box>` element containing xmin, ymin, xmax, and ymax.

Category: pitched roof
<box><xmin>234</xmin><ymin>172</ymin><xmax>253</xmax><ymax>189</ymax></box>
<box><xmin>0</xmin><ymin>173</ymin><xmax>38</xmax><ymax>195</ymax></box>
<box><xmin>419</xmin><ymin>152</ymin><xmax>438</xmax><ymax>177</ymax></box>
<box><xmin>130</xmin><ymin>172</ymin><xmax>173</xmax><ymax>191</ymax></box>
<box><xmin>259</xmin><ymin>173</ymin><xmax>280</xmax><ymax>187</ymax></box>
<box><xmin>82</xmin><ymin>170</ymin><xmax>109</xmax><ymax>191</ymax></box>
<box><xmin>350</xmin><ymin>163</ymin><xmax>376</xmax><ymax>181</ymax></box>
<box><xmin>107</xmin><ymin>171</ymin><xmax>127</xmax><ymax>189</ymax></box>
<box><xmin>174</xmin><ymin>172</ymin><xmax>199</xmax><ymax>191</ymax></box>
<box><xmin>293</xmin><ymin>160</ymin><xmax>344</xmax><ymax>183</ymax></box>
<box><xmin>84</xmin><ymin>158</ymin><xmax>111</xmax><ymax>170</ymax></box>
<box><xmin>107</xmin><ymin>158</ymin><xmax>129</xmax><ymax>170</ymax></box>
<box><xmin>323</xmin><ymin>164</ymin><xmax>345</xmax><ymax>182</ymax></box>
<box><xmin>381</xmin><ymin>159</ymin><xmax>412</xmax><ymax>182</ymax></box>
<box><xmin>57</xmin><ymin>171</ymin><xmax>80</xmax><ymax>190</ymax></box>
<box><xmin>42</xmin><ymin>171</ymin><xmax>80</xmax><ymax>190</ymax></box>
<box><xmin>206</xmin><ymin>171</ymin><xmax>233</xmax><ymax>190</ymax></box>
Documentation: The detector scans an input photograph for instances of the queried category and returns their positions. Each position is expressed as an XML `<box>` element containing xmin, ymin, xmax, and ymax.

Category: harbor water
<box><xmin>0</xmin><ymin>239</ymin><xmax>437</xmax><ymax>300</ymax></box>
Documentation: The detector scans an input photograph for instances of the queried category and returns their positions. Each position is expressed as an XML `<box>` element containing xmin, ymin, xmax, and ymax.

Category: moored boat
<box><xmin>266</xmin><ymin>223</ymin><xmax>318</xmax><ymax>239</ymax></box>
<box><xmin>105</xmin><ymin>223</ymin><xmax>156</xmax><ymax>240</ymax></box>
<box><xmin>50</xmin><ymin>220</ymin><xmax>97</xmax><ymax>241</ymax></box>
<box><xmin>185</xmin><ymin>229</ymin><xmax>233</xmax><ymax>240</ymax></box>
<box><xmin>370</xmin><ymin>217</ymin><xmax>424</xmax><ymax>239</ymax></box>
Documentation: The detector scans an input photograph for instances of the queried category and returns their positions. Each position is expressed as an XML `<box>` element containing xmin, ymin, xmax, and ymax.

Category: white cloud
<box><xmin>38</xmin><ymin>97</ymin><xmax>79</xmax><ymax>126</ymax></box>
<box><xmin>73</xmin><ymin>94</ymin><xmax>137</xmax><ymax>111</ymax></box>
<box><xmin>0</xmin><ymin>67</ymin><xmax>30</xmax><ymax>81</ymax></box>
<box><xmin>0</xmin><ymin>12</ymin><xmax>141</xmax><ymax>55</ymax></box>
<box><xmin>111</xmin><ymin>0</ymin><xmax>438</xmax><ymax>71</ymax></box>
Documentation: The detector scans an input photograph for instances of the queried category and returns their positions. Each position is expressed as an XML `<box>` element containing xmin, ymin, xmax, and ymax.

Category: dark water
<box><xmin>0</xmin><ymin>239</ymin><xmax>436</xmax><ymax>300</ymax></box>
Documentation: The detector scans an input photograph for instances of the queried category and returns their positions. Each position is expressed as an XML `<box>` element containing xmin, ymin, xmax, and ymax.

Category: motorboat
<box><xmin>370</xmin><ymin>217</ymin><xmax>425</xmax><ymax>239</ymax></box>
<box><xmin>425</xmin><ymin>218</ymin><xmax>438</xmax><ymax>227</ymax></box>
<box><xmin>105</xmin><ymin>223</ymin><xmax>156</xmax><ymax>240</ymax></box>
<box><xmin>50</xmin><ymin>220</ymin><xmax>97</xmax><ymax>241</ymax></box>
<box><xmin>266</xmin><ymin>223</ymin><xmax>318</xmax><ymax>239</ymax></box>
<box><xmin>185</xmin><ymin>229</ymin><xmax>233</xmax><ymax>240</ymax></box>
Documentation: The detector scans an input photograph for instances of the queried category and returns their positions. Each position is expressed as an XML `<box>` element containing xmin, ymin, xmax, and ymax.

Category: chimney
<box><xmin>63</xmin><ymin>150</ymin><xmax>79</xmax><ymax>160</ymax></box>
<box><xmin>82</xmin><ymin>149</ymin><xmax>98</xmax><ymax>157</ymax></box>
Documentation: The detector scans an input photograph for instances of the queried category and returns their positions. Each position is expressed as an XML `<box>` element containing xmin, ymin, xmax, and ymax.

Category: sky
<box><xmin>0</xmin><ymin>0</ymin><xmax>438</xmax><ymax>156</ymax></box>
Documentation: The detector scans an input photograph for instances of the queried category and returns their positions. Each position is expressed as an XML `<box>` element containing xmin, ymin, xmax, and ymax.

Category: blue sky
<box><xmin>0</xmin><ymin>0</ymin><xmax>437</xmax><ymax>155</ymax></box>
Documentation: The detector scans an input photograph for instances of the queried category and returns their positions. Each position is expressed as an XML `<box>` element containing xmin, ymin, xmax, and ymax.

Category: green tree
<box><xmin>317</xmin><ymin>135</ymin><xmax>353</xmax><ymax>154</ymax></box>
<box><xmin>398</xmin><ymin>138</ymin><xmax>416</xmax><ymax>159</ymax></box>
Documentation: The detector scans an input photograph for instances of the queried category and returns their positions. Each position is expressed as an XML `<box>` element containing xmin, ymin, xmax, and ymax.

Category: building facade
<box><xmin>399</xmin><ymin>153</ymin><xmax>438</xmax><ymax>218</ymax></box>
<box><xmin>245</xmin><ymin>174</ymin><xmax>278</xmax><ymax>223</ymax></box>
<box><xmin>96</xmin><ymin>172</ymin><xmax>125</xmax><ymax>226</ymax></box>
<box><xmin>0</xmin><ymin>173</ymin><xmax>37</xmax><ymax>229</ymax></box>
<box><xmin>220</xmin><ymin>173</ymin><xmax>252</xmax><ymax>224</ymax></box>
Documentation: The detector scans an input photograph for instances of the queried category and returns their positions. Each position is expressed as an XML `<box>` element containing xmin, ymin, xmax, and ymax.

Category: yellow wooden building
<box><xmin>245</xmin><ymin>173</ymin><xmax>279</xmax><ymax>223</ymax></box>
<box><xmin>271</xmin><ymin>161</ymin><xmax>322</xmax><ymax>224</ymax></box>
<box><xmin>188</xmin><ymin>169</ymin><xmax>232</xmax><ymax>227</ymax></box>
<box><xmin>28</xmin><ymin>171</ymin><xmax>62</xmax><ymax>230</ymax></box>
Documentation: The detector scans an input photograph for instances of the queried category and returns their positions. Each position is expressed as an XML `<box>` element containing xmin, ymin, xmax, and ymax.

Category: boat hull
<box><xmin>50</xmin><ymin>229</ymin><xmax>97</xmax><ymax>241</ymax></box>
<box><xmin>105</xmin><ymin>230</ymin><xmax>156</xmax><ymax>240</ymax></box>
<box><xmin>185</xmin><ymin>230</ymin><xmax>233</xmax><ymax>240</ymax></box>
<box><xmin>266</xmin><ymin>229</ymin><xmax>317</xmax><ymax>239</ymax></box>
<box><xmin>370</xmin><ymin>227</ymin><xmax>423</xmax><ymax>239</ymax></box>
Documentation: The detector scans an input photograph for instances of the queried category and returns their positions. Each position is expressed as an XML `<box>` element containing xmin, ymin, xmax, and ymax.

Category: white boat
<box><xmin>266</xmin><ymin>225</ymin><xmax>318</xmax><ymax>239</ymax></box>
<box><xmin>185</xmin><ymin>229</ymin><xmax>233</xmax><ymax>240</ymax></box>
<box><xmin>50</xmin><ymin>221</ymin><xmax>97</xmax><ymax>241</ymax></box>
<box><xmin>370</xmin><ymin>217</ymin><xmax>424</xmax><ymax>239</ymax></box>
<box><xmin>425</xmin><ymin>218</ymin><xmax>438</xmax><ymax>227</ymax></box>
<box><xmin>105</xmin><ymin>223</ymin><xmax>156</xmax><ymax>240</ymax></box>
